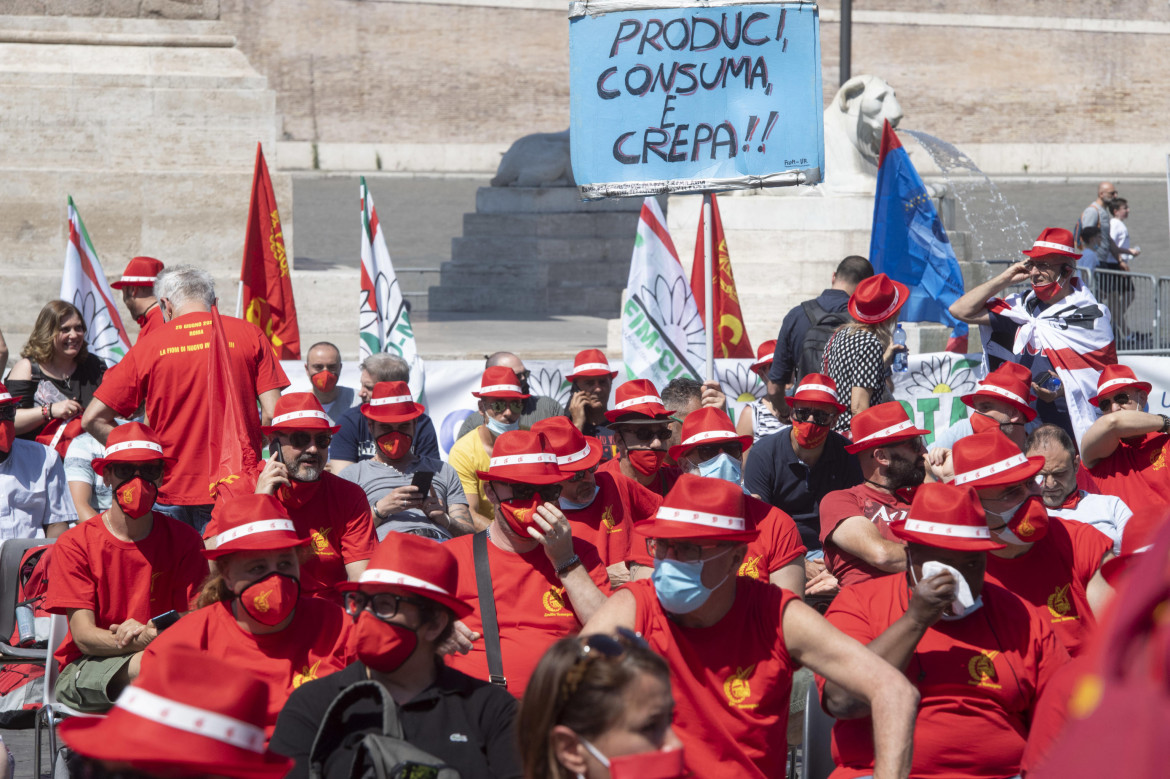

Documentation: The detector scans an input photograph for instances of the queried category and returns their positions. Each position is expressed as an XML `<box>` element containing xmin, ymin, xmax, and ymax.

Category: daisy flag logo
<box><xmin>62</xmin><ymin>197</ymin><xmax>131</xmax><ymax>367</ymax></box>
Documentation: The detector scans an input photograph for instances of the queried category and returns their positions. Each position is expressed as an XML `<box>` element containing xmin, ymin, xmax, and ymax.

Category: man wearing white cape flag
<box><xmin>951</xmin><ymin>227</ymin><xmax>1116</xmax><ymax>445</ymax></box>
<box><xmin>621</xmin><ymin>197</ymin><xmax>707</xmax><ymax>391</ymax></box>
<box><xmin>62</xmin><ymin>197</ymin><xmax>132</xmax><ymax>368</ymax></box>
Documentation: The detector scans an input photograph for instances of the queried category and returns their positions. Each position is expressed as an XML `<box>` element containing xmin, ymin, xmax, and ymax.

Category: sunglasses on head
<box><xmin>567</xmin><ymin>464</ymin><xmax>598</xmax><ymax>483</ymax></box>
<box><xmin>283</xmin><ymin>431</ymin><xmax>332</xmax><ymax>449</ymax></box>
<box><xmin>692</xmin><ymin>441</ymin><xmax>742</xmax><ymax>461</ymax></box>
<box><xmin>488</xmin><ymin>399</ymin><xmax>524</xmax><ymax>414</ymax></box>
<box><xmin>558</xmin><ymin>627</ymin><xmax>650</xmax><ymax>705</ymax></box>
<box><xmin>1099</xmin><ymin>392</ymin><xmax>1136</xmax><ymax>410</ymax></box>
<box><xmin>621</xmin><ymin>426</ymin><xmax>672</xmax><ymax>444</ymax></box>
<box><xmin>109</xmin><ymin>461</ymin><xmax>165</xmax><ymax>483</ymax></box>
<box><xmin>792</xmin><ymin>407</ymin><xmax>833</xmax><ymax>426</ymax></box>
<box><xmin>509</xmin><ymin>482</ymin><xmax>562</xmax><ymax>502</ymax></box>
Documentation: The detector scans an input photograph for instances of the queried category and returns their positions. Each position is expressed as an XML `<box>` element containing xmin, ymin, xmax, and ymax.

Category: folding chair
<box><xmin>0</xmin><ymin>537</ymin><xmax>54</xmax><ymax>662</ymax></box>
<box><xmin>33</xmin><ymin>613</ymin><xmax>102</xmax><ymax>778</ymax></box>
<box><xmin>800</xmin><ymin>681</ymin><xmax>836</xmax><ymax>779</ymax></box>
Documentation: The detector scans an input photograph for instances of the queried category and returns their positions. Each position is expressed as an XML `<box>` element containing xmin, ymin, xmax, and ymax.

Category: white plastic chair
<box><xmin>33</xmin><ymin>613</ymin><xmax>102</xmax><ymax>777</ymax></box>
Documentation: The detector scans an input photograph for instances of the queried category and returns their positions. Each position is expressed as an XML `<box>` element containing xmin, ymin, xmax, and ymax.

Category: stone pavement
<box><xmin>2</xmin><ymin>723</ymin><xmax>50</xmax><ymax>778</ymax></box>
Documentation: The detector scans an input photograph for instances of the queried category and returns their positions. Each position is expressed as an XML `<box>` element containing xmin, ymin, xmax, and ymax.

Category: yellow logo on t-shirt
<box><xmin>292</xmin><ymin>660</ymin><xmax>322</xmax><ymax>689</ymax></box>
<box><xmin>723</xmin><ymin>665</ymin><xmax>758</xmax><ymax>709</ymax></box>
<box><xmin>967</xmin><ymin>650</ymin><xmax>1001</xmax><ymax>689</ymax></box>
<box><xmin>601</xmin><ymin>505</ymin><xmax>621</xmax><ymax>534</ymax></box>
<box><xmin>542</xmin><ymin>586</ymin><xmax>572</xmax><ymax>617</ymax></box>
<box><xmin>1047</xmin><ymin>583</ymin><xmax>1079</xmax><ymax>623</ymax></box>
<box><xmin>738</xmin><ymin>555</ymin><xmax>763</xmax><ymax>580</ymax></box>
<box><xmin>309</xmin><ymin>527</ymin><xmax>335</xmax><ymax>557</ymax></box>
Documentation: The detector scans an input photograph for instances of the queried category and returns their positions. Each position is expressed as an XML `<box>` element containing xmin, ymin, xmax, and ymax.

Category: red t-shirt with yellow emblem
<box><xmin>627</xmin><ymin>577</ymin><xmax>800</xmax><ymax>779</ymax></box>
<box><xmin>819</xmin><ymin>483</ymin><xmax>911</xmax><ymax>588</ymax></box>
<box><xmin>206</xmin><ymin>471</ymin><xmax>377</xmax><ymax>600</ymax></box>
<box><xmin>820</xmin><ymin>576</ymin><xmax>1068</xmax><ymax>779</ymax></box>
<box><xmin>144</xmin><ymin>597</ymin><xmax>352</xmax><ymax>738</ymax></box>
<box><xmin>562</xmin><ymin>471</ymin><xmax>661</xmax><ymax>568</ymax></box>
<box><xmin>983</xmin><ymin>517</ymin><xmax>1111</xmax><ymax>658</ymax></box>
<box><xmin>446</xmin><ymin>535</ymin><xmax>610</xmax><ymax>697</ymax></box>
<box><xmin>1089</xmin><ymin>431</ymin><xmax>1170</xmax><ymax>517</ymax></box>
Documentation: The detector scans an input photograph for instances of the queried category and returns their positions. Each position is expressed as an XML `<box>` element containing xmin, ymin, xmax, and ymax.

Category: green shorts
<box><xmin>55</xmin><ymin>654</ymin><xmax>135</xmax><ymax>713</ymax></box>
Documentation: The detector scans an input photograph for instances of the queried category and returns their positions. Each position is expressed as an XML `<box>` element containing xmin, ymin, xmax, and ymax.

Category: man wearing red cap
<box><xmin>340</xmin><ymin>382</ymin><xmax>474</xmax><ymax>539</ymax></box>
<box><xmin>1081</xmin><ymin>363</ymin><xmax>1170</xmax><ymax>517</ymax></box>
<box><xmin>273</xmin><ymin>533</ymin><xmax>522</xmax><ymax>779</ymax></box>
<box><xmin>446</xmin><ymin>430</ymin><xmax>610</xmax><ymax>696</ymax></box>
<box><xmin>564</xmin><ymin>348</ymin><xmax>618</xmax><ymax>458</ymax></box>
<box><xmin>0</xmin><ymin>382</ymin><xmax>76</xmax><ymax>538</ymax></box>
<box><xmin>952</xmin><ymin>429</ymin><xmax>1113</xmax><ymax>657</ymax></box>
<box><xmin>110</xmin><ymin>256</ymin><xmax>165</xmax><ymax>342</ymax></box>
<box><xmin>44</xmin><ymin>422</ymin><xmax>208</xmax><ymax>713</ymax></box>
<box><xmin>819</xmin><ymin>402</ymin><xmax>931</xmax><ymax>590</ymax></box>
<box><xmin>456</xmin><ymin>351</ymin><xmax>566</xmax><ymax>440</ymax></box>
<box><xmin>303</xmin><ymin>341</ymin><xmax>355</xmax><ymax>423</ymax></box>
<box><xmin>205</xmin><ymin>392</ymin><xmax>377</xmax><ymax>599</ymax></box>
<box><xmin>584</xmin><ymin>475</ymin><xmax>919</xmax><ymax>779</ymax></box>
<box><xmin>950</xmin><ymin>227</ymin><xmax>1116</xmax><ymax>442</ymax></box>
<box><xmin>596</xmin><ymin>379</ymin><xmax>682</xmax><ymax>496</ymax></box>
<box><xmin>819</xmin><ymin>482</ymin><xmax>1069</xmax><ymax>779</ymax></box>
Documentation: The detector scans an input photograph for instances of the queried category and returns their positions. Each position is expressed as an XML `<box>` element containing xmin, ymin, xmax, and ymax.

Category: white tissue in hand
<box><xmin>921</xmin><ymin>560</ymin><xmax>974</xmax><ymax>613</ymax></box>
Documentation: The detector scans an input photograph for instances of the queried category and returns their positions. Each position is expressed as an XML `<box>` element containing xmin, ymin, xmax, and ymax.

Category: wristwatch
<box><xmin>554</xmin><ymin>554</ymin><xmax>582</xmax><ymax>576</ymax></box>
<box><xmin>1159</xmin><ymin>414</ymin><xmax>1170</xmax><ymax>435</ymax></box>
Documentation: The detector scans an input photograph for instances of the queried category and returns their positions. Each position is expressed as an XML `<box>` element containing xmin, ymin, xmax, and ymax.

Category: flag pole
<box><xmin>702</xmin><ymin>193</ymin><xmax>714</xmax><ymax>380</ymax></box>
<box><xmin>234</xmin><ymin>280</ymin><xmax>243</xmax><ymax>319</ymax></box>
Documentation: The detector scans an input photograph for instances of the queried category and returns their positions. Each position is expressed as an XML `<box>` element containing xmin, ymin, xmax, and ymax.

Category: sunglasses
<box><xmin>488</xmin><ymin>400</ymin><xmax>524</xmax><ymax>414</ymax></box>
<box><xmin>646</xmin><ymin>537</ymin><xmax>731</xmax><ymax>564</ymax></box>
<box><xmin>0</xmin><ymin>405</ymin><xmax>15</xmax><ymax>422</ymax></box>
<box><xmin>621</xmin><ymin>426</ymin><xmax>672</xmax><ymax>444</ymax></box>
<box><xmin>1099</xmin><ymin>393</ymin><xmax>1135</xmax><ymax>410</ymax></box>
<box><xmin>509</xmin><ymin>483</ymin><xmax>562</xmax><ymax>502</ymax></box>
<box><xmin>109</xmin><ymin>461</ymin><xmax>165</xmax><ymax>482</ymax></box>
<box><xmin>343</xmin><ymin>591</ymin><xmax>430</xmax><ymax>621</ymax></box>
<box><xmin>792</xmin><ymin>407</ymin><xmax>833</xmax><ymax>427</ymax></box>
<box><xmin>558</xmin><ymin>627</ymin><xmax>650</xmax><ymax>705</ymax></box>
<box><xmin>283</xmin><ymin>432</ymin><xmax>332</xmax><ymax>449</ymax></box>
<box><xmin>692</xmin><ymin>441</ymin><xmax>742</xmax><ymax>461</ymax></box>
<box><xmin>567</xmin><ymin>464</ymin><xmax>598</xmax><ymax>483</ymax></box>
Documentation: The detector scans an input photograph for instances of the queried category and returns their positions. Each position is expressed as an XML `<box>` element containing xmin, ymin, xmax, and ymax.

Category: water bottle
<box><xmin>1043</xmin><ymin>374</ymin><xmax>1062</xmax><ymax>394</ymax></box>
<box><xmin>893</xmin><ymin>324</ymin><xmax>908</xmax><ymax>373</ymax></box>
<box><xmin>14</xmin><ymin>604</ymin><xmax>35</xmax><ymax>647</ymax></box>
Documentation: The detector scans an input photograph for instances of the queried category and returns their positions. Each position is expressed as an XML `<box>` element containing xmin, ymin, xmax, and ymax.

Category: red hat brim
<box><xmin>359</xmin><ymin>402</ymin><xmax>427</xmax><ymax>423</ymax></box>
<box><xmin>260</xmin><ymin>421</ymin><xmax>342</xmax><ymax>436</ymax></box>
<box><xmin>960</xmin><ymin>390</ymin><xmax>1038</xmax><ymax>422</ymax></box>
<box><xmin>336</xmin><ymin>579</ymin><xmax>474</xmax><ymax>620</ymax></box>
<box><xmin>785</xmin><ymin>395</ymin><xmax>847</xmax><ymax>414</ymax></box>
<box><xmin>474</xmin><ymin>469</ymin><xmax>565</xmax><ymax>485</ymax></box>
<box><xmin>1089</xmin><ymin>382</ymin><xmax>1152</xmax><ymax>407</ymax></box>
<box><xmin>844</xmin><ymin>425</ymin><xmax>932</xmax><ymax>454</ymax></box>
<box><xmin>471</xmin><ymin>389</ymin><xmax>530</xmax><ymax>399</ymax></box>
<box><xmin>667</xmin><ymin>433</ymin><xmax>753</xmax><ymax>464</ymax></box>
<box><xmin>91</xmin><ymin>453</ymin><xmax>175</xmax><ymax>477</ymax></box>
<box><xmin>848</xmin><ymin>279</ymin><xmax>910</xmax><ymax>324</ymax></box>
<box><xmin>604</xmin><ymin>409</ymin><xmax>673</xmax><ymax>424</ymax></box>
<box><xmin>954</xmin><ymin>454</ymin><xmax>1045</xmax><ymax>489</ymax></box>
<box><xmin>1021</xmin><ymin>246</ymin><xmax>1079</xmax><ymax>260</ymax></box>
<box><xmin>633</xmin><ymin>517</ymin><xmax>759</xmax><ymax>543</ymax></box>
<box><xmin>557</xmin><ymin>437</ymin><xmax>604</xmax><ymax>472</ymax></box>
<box><xmin>110</xmin><ymin>279</ymin><xmax>154</xmax><ymax>290</ymax></box>
<box><xmin>888</xmin><ymin>520</ymin><xmax>1006</xmax><ymax>551</ymax></box>
<box><xmin>567</xmin><ymin>368</ymin><xmax>618</xmax><ymax>381</ymax></box>
<box><xmin>202</xmin><ymin>535</ymin><xmax>310</xmax><ymax>560</ymax></box>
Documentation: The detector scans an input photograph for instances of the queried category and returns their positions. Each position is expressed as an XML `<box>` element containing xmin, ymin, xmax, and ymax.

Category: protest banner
<box><xmin>569</xmin><ymin>0</ymin><xmax>824</xmax><ymax>199</ymax></box>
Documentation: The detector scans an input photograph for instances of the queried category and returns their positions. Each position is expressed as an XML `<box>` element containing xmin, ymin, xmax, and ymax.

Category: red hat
<box><xmin>845</xmin><ymin>402</ymin><xmax>931</xmax><ymax>454</ymax></box>
<box><xmin>471</xmin><ymin>366</ymin><xmax>529</xmax><ymax>400</ymax></box>
<box><xmin>531</xmin><ymin>416</ymin><xmax>602</xmax><ymax>473</ymax></box>
<box><xmin>848</xmin><ymin>273</ymin><xmax>909</xmax><ymax>325</ymax></box>
<box><xmin>961</xmin><ymin>364</ymin><xmax>1038</xmax><ymax>422</ymax></box>
<box><xmin>0</xmin><ymin>382</ymin><xmax>18</xmax><ymax>407</ymax></box>
<box><xmin>475</xmin><ymin>430</ymin><xmax>565</xmax><ymax>485</ymax></box>
<box><xmin>667</xmin><ymin>406</ymin><xmax>753</xmax><ymax>462</ymax></box>
<box><xmin>952</xmin><ymin>430</ymin><xmax>1045</xmax><ymax>489</ymax></box>
<box><xmin>203</xmin><ymin>494</ymin><xmax>308</xmax><ymax>560</ymax></box>
<box><xmin>566</xmin><ymin>349</ymin><xmax>618</xmax><ymax>381</ymax></box>
<box><xmin>261</xmin><ymin>392</ymin><xmax>341</xmax><ymax>435</ymax></box>
<box><xmin>91</xmin><ymin>421</ymin><xmax>169</xmax><ymax>476</ymax></box>
<box><xmin>751</xmin><ymin>340</ymin><xmax>777</xmax><ymax>375</ymax></box>
<box><xmin>1021</xmin><ymin>227</ymin><xmax>1080</xmax><ymax>260</ymax></box>
<box><xmin>339</xmin><ymin>532</ymin><xmax>473</xmax><ymax>618</ymax></box>
<box><xmin>970</xmin><ymin>412</ymin><xmax>1006</xmax><ymax>435</ymax></box>
<box><xmin>110</xmin><ymin>256</ymin><xmax>165</xmax><ymax>290</ymax></box>
<box><xmin>58</xmin><ymin>645</ymin><xmax>293</xmax><ymax>779</ymax></box>
<box><xmin>604</xmin><ymin>379</ymin><xmax>672</xmax><ymax>424</ymax></box>
<box><xmin>786</xmin><ymin>373</ymin><xmax>847</xmax><ymax>414</ymax></box>
<box><xmin>634</xmin><ymin>473</ymin><xmax>759</xmax><ymax>542</ymax></box>
<box><xmin>360</xmin><ymin>381</ymin><xmax>426</xmax><ymax>423</ymax></box>
<box><xmin>1090</xmin><ymin>364</ymin><xmax>1152</xmax><ymax>407</ymax></box>
<box><xmin>1100</xmin><ymin>510</ymin><xmax>1166</xmax><ymax>586</ymax></box>
<box><xmin>889</xmin><ymin>482</ymin><xmax>1006</xmax><ymax>551</ymax></box>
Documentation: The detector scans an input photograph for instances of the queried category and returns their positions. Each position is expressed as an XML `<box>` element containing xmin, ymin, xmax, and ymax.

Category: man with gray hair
<box><xmin>455</xmin><ymin>351</ymin><xmax>565</xmax><ymax>439</ymax></box>
<box><xmin>82</xmin><ymin>265</ymin><xmax>289</xmax><ymax>532</ymax></box>
<box><xmin>327</xmin><ymin>352</ymin><xmax>439</xmax><ymax>473</ymax></box>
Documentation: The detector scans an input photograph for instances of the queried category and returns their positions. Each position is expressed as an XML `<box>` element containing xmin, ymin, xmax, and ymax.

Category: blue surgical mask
<box><xmin>485</xmin><ymin>415</ymin><xmax>520</xmax><ymax>436</ymax></box>
<box><xmin>651</xmin><ymin>547</ymin><xmax>734</xmax><ymax>615</ymax></box>
<box><xmin>559</xmin><ymin>485</ymin><xmax>600</xmax><ymax>512</ymax></box>
<box><xmin>697</xmin><ymin>452</ymin><xmax>742</xmax><ymax>486</ymax></box>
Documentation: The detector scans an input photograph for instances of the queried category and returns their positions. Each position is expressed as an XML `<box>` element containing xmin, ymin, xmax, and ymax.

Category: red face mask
<box><xmin>349</xmin><ymin>611</ymin><xmax>419</xmax><ymax>673</ymax></box>
<box><xmin>238</xmin><ymin>572</ymin><xmax>300</xmax><ymax>626</ymax></box>
<box><xmin>581</xmin><ymin>739</ymin><xmax>687</xmax><ymax>779</ymax></box>
<box><xmin>377</xmin><ymin>431</ymin><xmax>412</xmax><ymax>460</ymax></box>
<box><xmin>627</xmin><ymin>449</ymin><xmax>667</xmax><ymax>476</ymax></box>
<box><xmin>0</xmin><ymin>420</ymin><xmax>14</xmax><ymax>454</ymax></box>
<box><xmin>497</xmin><ymin>494</ymin><xmax>544</xmax><ymax>537</ymax></box>
<box><xmin>995</xmin><ymin>495</ymin><xmax>1050</xmax><ymax>544</ymax></box>
<box><xmin>114</xmin><ymin>476</ymin><xmax>157</xmax><ymax>519</ymax></box>
<box><xmin>1032</xmin><ymin>267</ymin><xmax>1069</xmax><ymax>303</ymax></box>
<box><xmin>310</xmin><ymin>369</ymin><xmax>339</xmax><ymax>393</ymax></box>
<box><xmin>793</xmin><ymin>420</ymin><xmax>830</xmax><ymax>449</ymax></box>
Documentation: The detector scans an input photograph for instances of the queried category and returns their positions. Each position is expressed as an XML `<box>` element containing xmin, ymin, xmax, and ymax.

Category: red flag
<box><xmin>240</xmin><ymin>143</ymin><xmax>301</xmax><ymax>359</ymax></box>
<box><xmin>691</xmin><ymin>193</ymin><xmax>755</xmax><ymax>359</ymax></box>
<box><xmin>207</xmin><ymin>306</ymin><xmax>261</xmax><ymax>500</ymax></box>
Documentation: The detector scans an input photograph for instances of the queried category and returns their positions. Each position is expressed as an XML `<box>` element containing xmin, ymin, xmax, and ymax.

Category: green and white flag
<box><xmin>621</xmin><ymin>198</ymin><xmax>705</xmax><ymax>389</ymax></box>
<box><xmin>358</xmin><ymin>177</ymin><xmax>425</xmax><ymax>400</ymax></box>
<box><xmin>63</xmin><ymin>197</ymin><xmax>131</xmax><ymax>367</ymax></box>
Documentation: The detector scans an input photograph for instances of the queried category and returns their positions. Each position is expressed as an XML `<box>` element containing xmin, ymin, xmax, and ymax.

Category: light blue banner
<box><xmin>569</xmin><ymin>0</ymin><xmax>824</xmax><ymax>200</ymax></box>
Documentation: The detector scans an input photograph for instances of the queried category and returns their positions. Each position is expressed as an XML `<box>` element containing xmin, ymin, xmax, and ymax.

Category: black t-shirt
<box><xmin>7</xmin><ymin>353</ymin><xmax>106</xmax><ymax>440</ymax></box>
<box><xmin>271</xmin><ymin>661</ymin><xmax>522</xmax><ymax>779</ymax></box>
<box><xmin>743</xmin><ymin>425</ymin><xmax>863</xmax><ymax>550</ymax></box>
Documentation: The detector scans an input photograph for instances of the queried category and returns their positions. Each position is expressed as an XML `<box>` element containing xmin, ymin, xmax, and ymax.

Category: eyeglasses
<box><xmin>343</xmin><ymin>591</ymin><xmax>429</xmax><ymax>621</ymax></box>
<box><xmin>620</xmin><ymin>426</ymin><xmax>672</xmax><ymax>444</ymax></box>
<box><xmin>1022</xmin><ymin>261</ymin><xmax>1064</xmax><ymax>276</ymax></box>
<box><xmin>488</xmin><ymin>400</ymin><xmax>524</xmax><ymax>414</ymax></box>
<box><xmin>514</xmin><ymin>370</ymin><xmax>531</xmax><ymax>383</ymax></box>
<box><xmin>508</xmin><ymin>483</ymin><xmax>563</xmax><ymax>502</ymax></box>
<box><xmin>558</xmin><ymin>628</ymin><xmax>650</xmax><ymax>705</ymax></box>
<box><xmin>692</xmin><ymin>442</ymin><xmax>743</xmax><ymax>461</ymax></box>
<box><xmin>0</xmin><ymin>405</ymin><xmax>15</xmax><ymax>422</ymax></box>
<box><xmin>792</xmin><ymin>407</ymin><xmax>833</xmax><ymax>427</ymax></box>
<box><xmin>109</xmin><ymin>461</ymin><xmax>165</xmax><ymax>482</ymax></box>
<box><xmin>1099</xmin><ymin>393</ymin><xmax>1135</xmax><ymax>410</ymax></box>
<box><xmin>284</xmin><ymin>432</ymin><xmax>332</xmax><ymax>449</ymax></box>
<box><xmin>567</xmin><ymin>464</ymin><xmax>598</xmax><ymax>483</ymax></box>
<box><xmin>645</xmin><ymin>537</ymin><xmax>730</xmax><ymax>563</ymax></box>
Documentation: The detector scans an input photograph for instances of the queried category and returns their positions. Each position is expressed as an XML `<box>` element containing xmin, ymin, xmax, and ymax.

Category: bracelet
<box><xmin>371</xmin><ymin>503</ymin><xmax>386</xmax><ymax>521</ymax></box>
<box><xmin>41</xmin><ymin>404</ymin><xmax>49</xmax><ymax>421</ymax></box>
<box><xmin>554</xmin><ymin>554</ymin><xmax>582</xmax><ymax>576</ymax></box>
<box><xmin>1160</xmin><ymin>414</ymin><xmax>1170</xmax><ymax>435</ymax></box>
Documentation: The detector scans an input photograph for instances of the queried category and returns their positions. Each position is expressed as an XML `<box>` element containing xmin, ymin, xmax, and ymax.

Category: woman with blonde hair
<box><xmin>5</xmin><ymin>300</ymin><xmax>105</xmax><ymax>440</ymax></box>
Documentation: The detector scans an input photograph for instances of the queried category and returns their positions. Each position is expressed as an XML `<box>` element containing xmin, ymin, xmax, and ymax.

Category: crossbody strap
<box><xmin>473</xmin><ymin>530</ymin><xmax>507</xmax><ymax>688</ymax></box>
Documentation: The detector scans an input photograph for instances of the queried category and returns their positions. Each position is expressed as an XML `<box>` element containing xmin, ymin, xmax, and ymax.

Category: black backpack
<box><xmin>796</xmin><ymin>300</ymin><xmax>850</xmax><ymax>382</ymax></box>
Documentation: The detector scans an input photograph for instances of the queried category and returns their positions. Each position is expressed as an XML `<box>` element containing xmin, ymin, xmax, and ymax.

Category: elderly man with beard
<box><xmin>819</xmin><ymin>403</ymin><xmax>931</xmax><ymax>590</ymax></box>
<box><xmin>205</xmin><ymin>393</ymin><xmax>377</xmax><ymax>601</ymax></box>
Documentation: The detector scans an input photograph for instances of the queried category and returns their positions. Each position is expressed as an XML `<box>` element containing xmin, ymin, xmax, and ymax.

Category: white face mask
<box><xmin>912</xmin><ymin>559</ymin><xmax>983</xmax><ymax>620</ymax></box>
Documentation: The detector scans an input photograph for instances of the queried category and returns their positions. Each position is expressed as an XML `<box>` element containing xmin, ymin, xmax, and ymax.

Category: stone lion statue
<box><xmin>491</xmin><ymin>129</ymin><xmax>575</xmax><ymax>188</ymax></box>
<box><xmin>820</xmin><ymin>75</ymin><xmax>903</xmax><ymax>194</ymax></box>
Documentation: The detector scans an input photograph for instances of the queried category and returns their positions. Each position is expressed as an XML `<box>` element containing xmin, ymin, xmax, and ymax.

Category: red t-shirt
<box><xmin>445</xmin><ymin>535</ymin><xmax>610</xmax><ymax>697</ymax></box>
<box><xmin>135</xmin><ymin>305</ymin><xmax>165</xmax><ymax>343</ymax></box>
<box><xmin>1088</xmin><ymin>432</ymin><xmax>1170</xmax><ymax>518</ymax></box>
<box><xmin>206</xmin><ymin>471</ymin><xmax>377</xmax><ymax>599</ymax></box>
<box><xmin>93</xmin><ymin>311</ymin><xmax>289</xmax><ymax>505</ymax></box>
<box><xmin>144</xmin><ymin>597</ymin><xmax>352</xmax><ymax>737</ymax></box>
<box><xmin>563</xmin><ymin>471</ymin><xmax>661</xmax><ymax>569</ymax></box>
<box><xmin>596</xmin><ymin>457</ymin><xmax>681</xmax><ymax>497</ymax></box>
<box><xmin>984</xmin><ymin>518</ymin><xmax>1111</xmax><ymax>658</ymax></box>
<box><xmin>44</xmin><ymin>512</ymin><xmax>208</xmax><ymax>668</ymax></box>
<box><xmin>627</xmin><ymin>577</ymin><xmax>799</xmax><ymax>779</ymax></box>
<box><xmin>819</xmin><ymin>484</ymin><xmax>911</xmax><ymax>588</ymax></box>
<box><xmin>820</xmin><ymin>576</ymin><xmax>1068</xmax><ymax>779</ymax></box>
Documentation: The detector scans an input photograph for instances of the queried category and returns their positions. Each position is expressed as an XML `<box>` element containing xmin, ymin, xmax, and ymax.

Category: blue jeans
<box><xmin>154</xmin><ymin>503</ymin><xmax>213</xmax><ymax>535</ymax></box>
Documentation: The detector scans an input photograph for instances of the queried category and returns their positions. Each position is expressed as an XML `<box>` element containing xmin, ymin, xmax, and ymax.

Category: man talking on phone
<box><xmin>340</xmin><ymin>381</ymin><xmax>475</xmax><ymax>540</ymax></box>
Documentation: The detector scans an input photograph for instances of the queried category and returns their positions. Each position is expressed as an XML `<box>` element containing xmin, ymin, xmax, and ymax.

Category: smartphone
<box><xmin>152</xmin><ymin>610</ymin><xmax>181</xmax><ymax>632</ymax></box>
<box><xmin>411</xmin><ymin>471</ymin><xmax>435</xmax><ymax>496</ymax></box>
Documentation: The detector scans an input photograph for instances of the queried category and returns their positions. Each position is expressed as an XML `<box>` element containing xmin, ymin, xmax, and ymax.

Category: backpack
<box><xmin>796</xmin><ymin>300</ymin><xmax>851</xmax><ymax>383</ymax></box>
<box><xmin>309</xmin><ymin>680</ymin><xmax>461</xmax><ymax>779</ymax></box>
<box><xmin>0</xmin><ymin>544</ymin><xmax>55</xmax><ymax>728</ymax></box>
